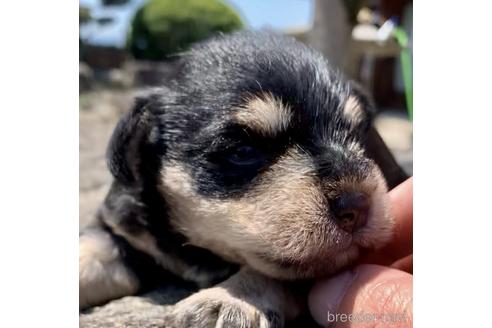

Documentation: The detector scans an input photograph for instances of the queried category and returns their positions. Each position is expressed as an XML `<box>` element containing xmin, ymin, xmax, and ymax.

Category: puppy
<box><xmin>79</xmin><ymin>31</ymin><xmax>407</xmax><ymax>327</ymax></box>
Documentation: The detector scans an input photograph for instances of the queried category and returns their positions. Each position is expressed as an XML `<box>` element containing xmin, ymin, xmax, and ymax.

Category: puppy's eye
<box><xmin>227</xmin><ymin>145</ymin><xmax>264</xmax><ymax>166</ymax></box>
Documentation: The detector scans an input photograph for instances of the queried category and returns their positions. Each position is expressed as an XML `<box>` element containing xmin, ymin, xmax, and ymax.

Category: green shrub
<box><xmin>128</xmin><ymin>0</ymin><xmax>244</xmax><ymax>60</ymax></box>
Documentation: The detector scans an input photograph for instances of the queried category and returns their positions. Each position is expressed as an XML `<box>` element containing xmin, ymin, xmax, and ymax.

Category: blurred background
<box><xmin>79</xmin><ymin>0</ymin><xmax>413</xmax><ymax>228</ymax></box>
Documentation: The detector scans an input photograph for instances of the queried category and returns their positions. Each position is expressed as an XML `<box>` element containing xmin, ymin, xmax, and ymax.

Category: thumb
<box><xmin>308</xmin><ymin>264</ymin><xmax>412</xmax><ymax>327</ymax></box>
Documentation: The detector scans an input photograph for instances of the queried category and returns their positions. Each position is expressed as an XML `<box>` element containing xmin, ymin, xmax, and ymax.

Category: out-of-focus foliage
<box><xmin>128</xmin><ymin>0</ymin><xmax>244</xmax><ymax>60</ymax></box>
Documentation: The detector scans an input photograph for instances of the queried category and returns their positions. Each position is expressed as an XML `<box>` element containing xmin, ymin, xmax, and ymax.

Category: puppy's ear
<box><xmin>349</xmin><ymin>82</ymin><xmax>409</xmax><ymax>189</ymax></box>
<box><xmin>107</xmin><ymin>92</ymin><xmax>163</xmax><ymax>186</ymax></box>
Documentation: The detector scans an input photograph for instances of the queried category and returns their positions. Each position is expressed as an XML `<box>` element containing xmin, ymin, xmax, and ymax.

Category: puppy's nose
<box><xmin>331</xmin><ymin>192</ymin><xmax>369</xmax><ymax>233</ymax></box>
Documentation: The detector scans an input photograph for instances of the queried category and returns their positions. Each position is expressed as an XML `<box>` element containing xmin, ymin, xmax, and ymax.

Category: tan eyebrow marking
<box><xmin>234</xmin><ymin>93</ymin><xmax>292</xmax><ymax>136</ymax></box>
<box><xmin>343</xmin><ymin>95</ymin><xmax>365</xmax><ymax>125</ymax></box>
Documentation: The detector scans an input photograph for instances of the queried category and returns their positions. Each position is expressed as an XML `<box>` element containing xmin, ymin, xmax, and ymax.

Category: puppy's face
<box><xmin>155</xmin><ymin>33</ymin><xmax>393</xmax><ymax>279</ymax></box>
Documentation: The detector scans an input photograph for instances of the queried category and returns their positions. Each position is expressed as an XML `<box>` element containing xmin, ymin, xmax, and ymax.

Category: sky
<box><xmin>79</xmin><ymin>0</ymin><xmax>313</xmax><ymax>48</ymax></box>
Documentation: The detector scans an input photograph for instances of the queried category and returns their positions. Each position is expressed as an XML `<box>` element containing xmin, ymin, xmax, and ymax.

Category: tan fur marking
<box><xmin>235</xmin><ymin>93</ymin><xmax>292</xmax><ymax>136</ymax></box>
<box><xmin>161</xmin><ymin>152</ymin><xmax>328</xmax><ymax>279</ymax></box>
<box><xmin>343</xmin><ymin>96</ymin><xmax>365</xmax><ymax>125</ymax></box>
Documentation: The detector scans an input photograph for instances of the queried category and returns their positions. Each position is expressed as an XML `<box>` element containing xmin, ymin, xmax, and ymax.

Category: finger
<box><xmin>362</xmin><ymin>177</ymin><xmax>413</xmax><ymax>265</ymax></box>
<box><xmin>309</xmin><ymin>264</ymin><xmax>412</xmax><ymax>327</ymax></box>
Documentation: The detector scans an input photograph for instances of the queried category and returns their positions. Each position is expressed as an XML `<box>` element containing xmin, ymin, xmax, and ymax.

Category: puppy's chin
<box><xmin>245</xmin><ymin>244</ymin><xmax>361</xmax><ymax>280</ymax></box>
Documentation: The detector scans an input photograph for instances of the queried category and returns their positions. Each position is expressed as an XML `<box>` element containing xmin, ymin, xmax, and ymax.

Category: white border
<box><xmin>415</xmin><ymin>1</ymin><xmax>492</xmax><ymax>327</ymax></box>
<box><xmin>0</xmin><ymin>1</ymin><xmax>79</xmax><ymax>327</ymax></box>
<box><xmin>1</xmin><ymin>1</ymin><xmax>492</xmax><ymax>327</ymax></box>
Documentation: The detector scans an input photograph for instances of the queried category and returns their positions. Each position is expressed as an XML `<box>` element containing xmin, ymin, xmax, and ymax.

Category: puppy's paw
<box><xmin>164</xmin><ymin>287</ymin><xmax>282</xmax><ymax>328</ymax></box>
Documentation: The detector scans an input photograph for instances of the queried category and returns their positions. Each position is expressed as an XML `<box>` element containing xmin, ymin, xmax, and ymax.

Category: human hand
<box><xmin>308</xmin><ymin>177</ymin><xmax>413</xmax><ymax>327</ymax></box>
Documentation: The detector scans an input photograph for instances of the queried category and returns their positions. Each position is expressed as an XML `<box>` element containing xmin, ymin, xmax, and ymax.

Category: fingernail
<box><xmin>308</xmin><ymin>270</ymin><xmax>357</xmax><ymax>327</ymax></box>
